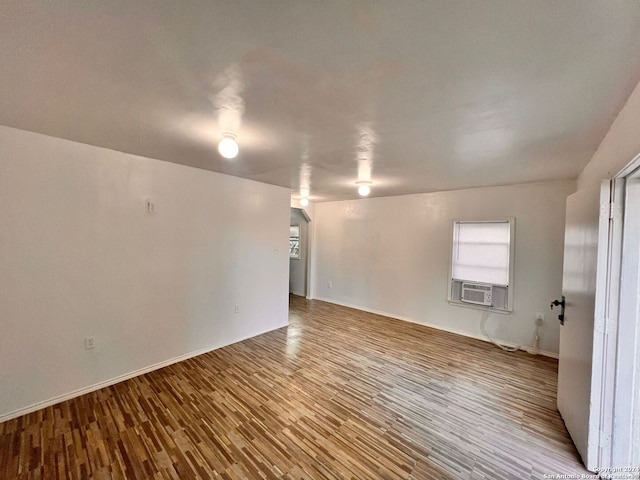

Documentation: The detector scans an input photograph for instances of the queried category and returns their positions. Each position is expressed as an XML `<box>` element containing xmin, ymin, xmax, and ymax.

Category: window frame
<box><xmin>447</xmin><ymin>218</ymin><xmax>515</xmax><ymax>313</ymax></box>
<box><xmin>289</xmin><ymin>225</ymin><xmax>301</xmax><ymax>259</ymax></box>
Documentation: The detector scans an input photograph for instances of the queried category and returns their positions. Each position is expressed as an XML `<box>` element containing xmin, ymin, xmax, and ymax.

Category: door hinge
<box><xmin>599</xmin><ymin>430</ymin><xmax>612</xmax><ymax>475</ymax></box>
<box><xmin>601</xmin><ymin>201</ymin><xmax>622</xmax><ymax>220</ymax></box>
<box><xmin>610</xmin><ymin>201</ymin><xmax>622</xmax><ymax>220</ymax></box>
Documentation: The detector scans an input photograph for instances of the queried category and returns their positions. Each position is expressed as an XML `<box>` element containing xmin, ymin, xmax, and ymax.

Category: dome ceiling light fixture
<box><xmin>218</xmin><ymin>132</ymin><xmax>239</xmax><ymax>159</ymax></box>
<box><xmin>356</xmin><ymin>180</ymin><xmax>372</xmax><ymax>197</ymax></box>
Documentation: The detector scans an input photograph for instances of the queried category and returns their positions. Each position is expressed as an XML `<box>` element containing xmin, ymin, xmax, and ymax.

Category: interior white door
<box><xmin>557</xmin><ymin>181</ymin><xmax>611</xmax><ymax>471</ymax></box>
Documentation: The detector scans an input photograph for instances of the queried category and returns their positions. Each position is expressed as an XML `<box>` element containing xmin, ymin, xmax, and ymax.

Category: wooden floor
<box><xmin>1</xmin><ymin>296</ymin><xmax>589</xmax><ymax>479</ymax></box>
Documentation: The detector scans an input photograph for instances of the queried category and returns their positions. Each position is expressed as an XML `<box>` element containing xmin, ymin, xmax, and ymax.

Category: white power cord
<box><xmin>532</xmin><ymin>318</ymin><xmax>543</xmax><ymax>355</ymax></box>
<box><xmin>480</xmin><ymin>310</ymin><xmax>519</xmax><ymax>352</ymax></box>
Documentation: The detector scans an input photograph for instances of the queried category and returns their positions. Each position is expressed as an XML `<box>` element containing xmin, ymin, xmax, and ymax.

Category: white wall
<box><xmin>313</xmin><ymin>180</ymin><xmax>576</xmax><ymax>356</ymax></box>
<box><xmin>0</xmin><ymin>126</ymin><xmax>290</xmax><ymax>421</ymax></box>
<box><xmin>289</xmin><ymin>209</ymin><xmax>308</xmax><ymax>296</ymax></box>
<box><xmin>579</xmin><ymin>81</ymin><xmax>640</xmax><ymax>189</ymax></box>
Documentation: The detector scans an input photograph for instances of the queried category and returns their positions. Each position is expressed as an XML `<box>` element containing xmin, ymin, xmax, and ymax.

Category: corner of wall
<box><xmin>578</xmin><ymin>80</ymin><xmax>640</xmax><ymax>190</ymax></box>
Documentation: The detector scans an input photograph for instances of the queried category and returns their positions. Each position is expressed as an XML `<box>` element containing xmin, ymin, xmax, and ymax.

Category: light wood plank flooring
<box><xmin>1</xmin><ymin>296</ymin><xmax>589</xmax><ymax>479</ymax></box>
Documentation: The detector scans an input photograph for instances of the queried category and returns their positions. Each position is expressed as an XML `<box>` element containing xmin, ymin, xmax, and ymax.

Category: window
<box><xmin>448</xmin><ymin>219</ymin><xmax>514</xmax><ymax>311</ymax></box>
<box><xmin>289</xmin><ymin>225</ymin><xmax>300</xmax><ymax>259</ymax></box>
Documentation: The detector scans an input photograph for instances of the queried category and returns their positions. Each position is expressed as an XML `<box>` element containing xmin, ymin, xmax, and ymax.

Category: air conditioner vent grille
<box><xmin>461</xmin><ymin>282</ymin><xmax>493</xmax><ymax>306</ymax></box>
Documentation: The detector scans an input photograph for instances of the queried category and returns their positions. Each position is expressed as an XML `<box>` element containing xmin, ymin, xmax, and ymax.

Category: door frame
<box><xmin>597</xmin><ymin>152</ymin><xmax>640</xmax><ymax>470</ymax></box>
<box><xmin>289</xmin><ymin>207</ymin><xmax>312</xmax><ymax>297</ymax></box>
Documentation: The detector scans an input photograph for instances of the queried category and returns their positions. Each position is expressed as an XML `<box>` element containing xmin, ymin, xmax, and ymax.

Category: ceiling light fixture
<box><xmin>300</xmin><ymin>198</ymin><xmax>309</xmax><ymax>207</ymax></box>
<box><xmin>218</xmin><ymin>133</ymin><xmax>239</xmax><ymax>159</ymax></box>
<box><xmin>356</xmin><ymin>181</ymin><xmax>372</xmax><ymax>197</ymax></box>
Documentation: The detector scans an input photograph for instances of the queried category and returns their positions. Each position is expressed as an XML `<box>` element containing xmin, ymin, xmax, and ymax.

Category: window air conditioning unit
<box><xmin>461</xmin><ymin>282</ymin><xmax>493</xmax><ymax>306</ymax></box>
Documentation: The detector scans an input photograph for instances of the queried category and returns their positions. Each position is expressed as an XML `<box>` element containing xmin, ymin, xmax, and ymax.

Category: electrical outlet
<box><xmin>274</xmin><ymin>247</ymin><xmax>279</xmax><ymax>254</ymax></box>
<box><xmin>235</xmin><ymin>304</ymin><xmax>240</xmax><ymax>313</ymax></box>
<box><xmin>84</xmin><ymin>337</ymin><xmax>95</xmax><ymax>350</ymax></box>
<box><xmin>327</xmin><ymin>281</ymin><xmax>332</xmax><ymax>288</ymax></box>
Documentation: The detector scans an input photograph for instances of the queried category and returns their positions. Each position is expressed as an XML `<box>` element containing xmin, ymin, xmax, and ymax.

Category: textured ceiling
<box><xmin>1</xmin><ymin>1</ymin><xmax>640</xmax><ymax>201</ymax></box>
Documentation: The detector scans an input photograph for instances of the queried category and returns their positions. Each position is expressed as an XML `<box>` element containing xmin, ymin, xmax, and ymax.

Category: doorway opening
<box><xmin>557</xmin><ymin>153</ymin><xmax>640</xmax><ymax>473</ymax></box>
<box><xmin>289</xmin><ymin>208</ymin><xmax>310</xmax><ymax>297</ymax></box>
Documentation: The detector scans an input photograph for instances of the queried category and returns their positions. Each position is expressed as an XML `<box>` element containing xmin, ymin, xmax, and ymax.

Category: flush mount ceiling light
<box><xmin>356</xmin><ymin>181</ymin><xmax>372</xmax><ymax>197</ymax></box>
<box><xmin>300</xmin><ymin>197</ymin><xmax>309</xmax><ymax>207</ymax></box>
<box><xmin>218</xmin><ymin>133</ymin><xmax>239</xmax><ymax>159</ymax></box>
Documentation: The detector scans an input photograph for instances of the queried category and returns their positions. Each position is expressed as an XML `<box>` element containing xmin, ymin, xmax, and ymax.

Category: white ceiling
<box><xmin>2</xmin><ymin>1</ymin><xmax>640</xmax><ymax>201</ymax></box>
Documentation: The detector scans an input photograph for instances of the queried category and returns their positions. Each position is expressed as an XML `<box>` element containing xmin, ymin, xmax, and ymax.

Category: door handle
<box><xmin>550</xmin><ymin>296</ymin><xmax>566</xmax><ymax>325</ymax></box>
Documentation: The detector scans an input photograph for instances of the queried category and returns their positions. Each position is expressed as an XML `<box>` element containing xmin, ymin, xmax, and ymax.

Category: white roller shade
<box><xmin>452</xmin><ymin>221</ymin><xmax>510</xmax><ymax>286</ymax></box>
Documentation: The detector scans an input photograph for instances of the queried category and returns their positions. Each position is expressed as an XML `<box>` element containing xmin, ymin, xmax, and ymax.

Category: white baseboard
<box><xmin>0</xmin><ymin>322</ymin><xmax>289</xmax><ymax>424</ymax></box>
<box><xmin>313</xmin><ymin>297</ymin><xmax>559</xmax><ymax>360</ymax></box>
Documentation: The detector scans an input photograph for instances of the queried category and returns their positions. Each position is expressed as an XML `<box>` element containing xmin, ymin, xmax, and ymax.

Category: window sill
<box><xmin>447</xmin><ymin>299</ymin><xmax>512</xmax><ymax>315</ymax></box>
